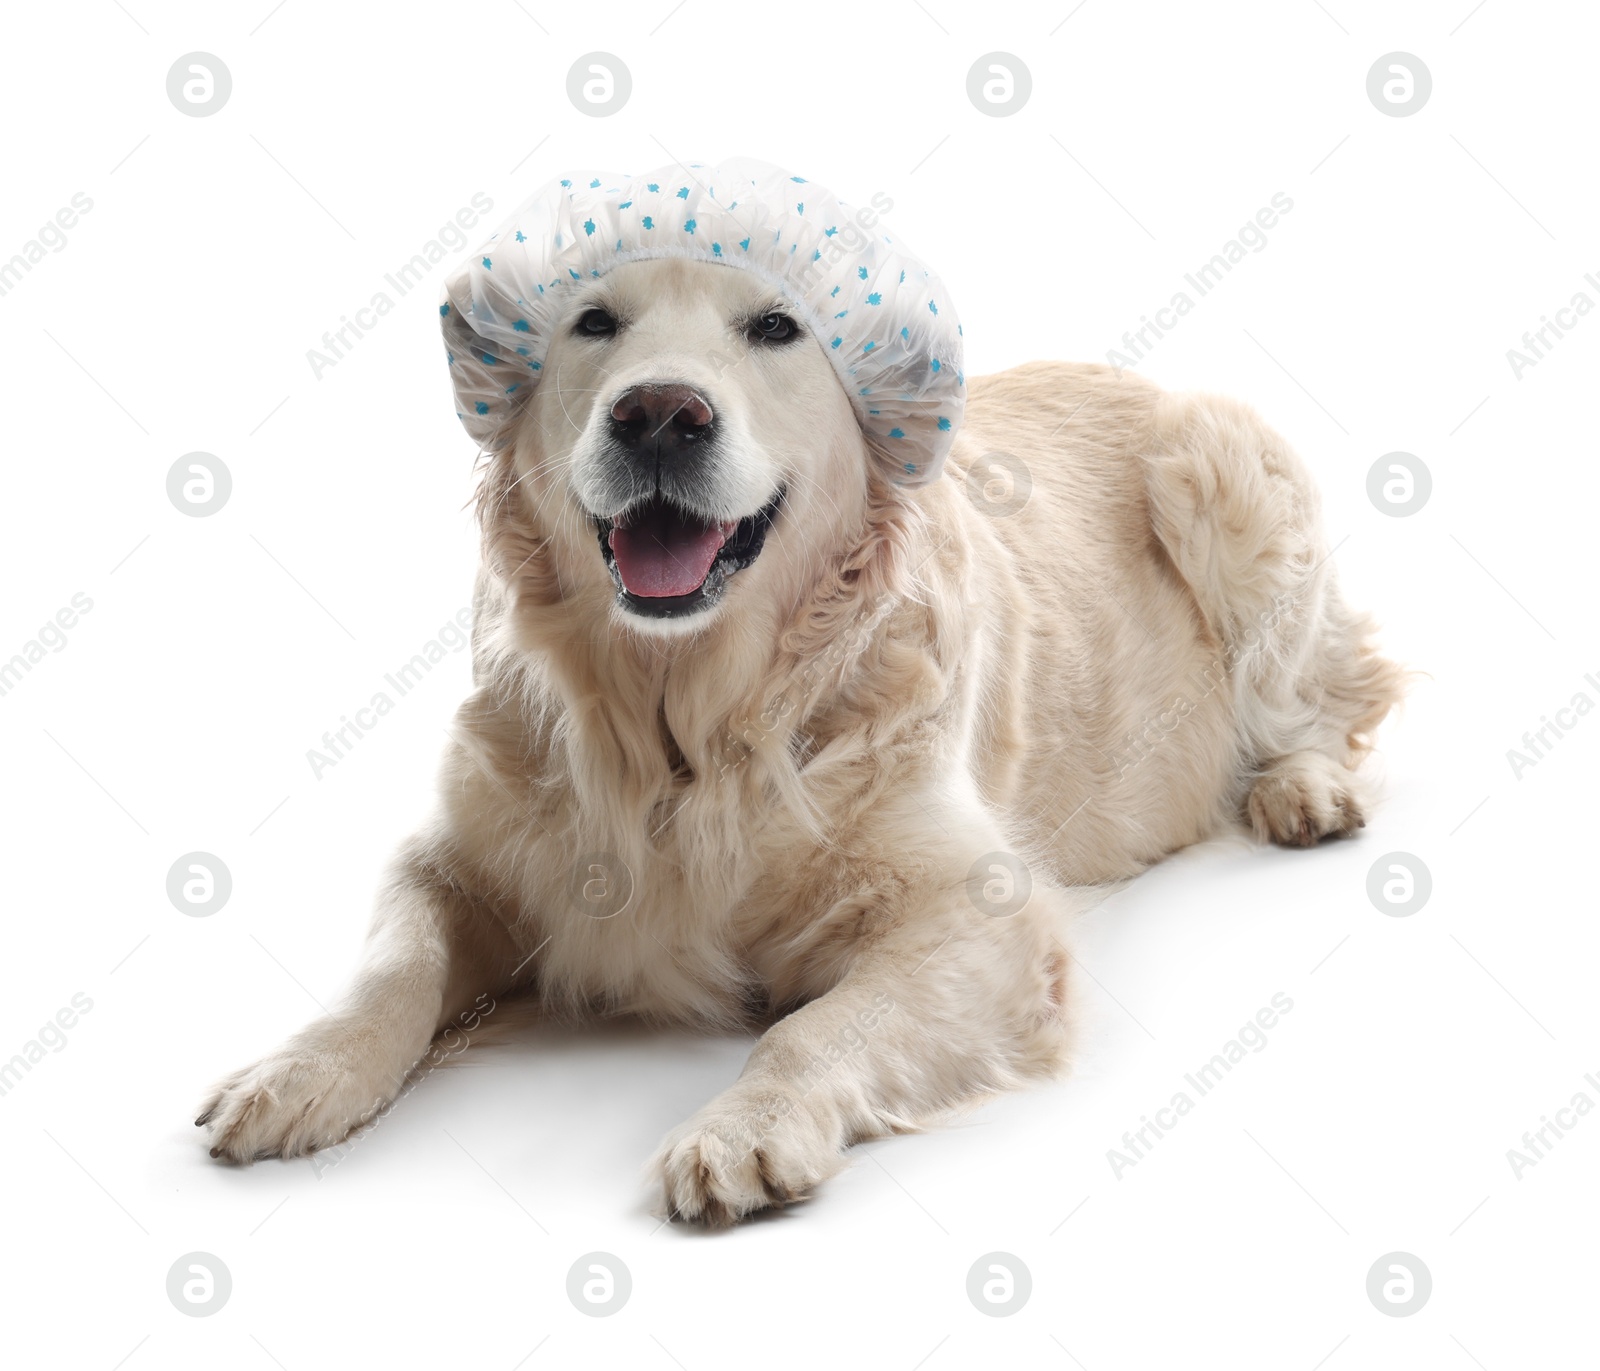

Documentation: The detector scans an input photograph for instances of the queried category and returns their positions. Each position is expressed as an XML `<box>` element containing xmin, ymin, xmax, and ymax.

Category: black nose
<box><xmin>609</xmin><ymin>383</ymin><xmax>714</xmax><ymax>459</ymax></box>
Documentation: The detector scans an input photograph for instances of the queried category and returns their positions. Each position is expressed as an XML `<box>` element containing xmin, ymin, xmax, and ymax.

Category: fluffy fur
<box><xmin>198</xmin><ymin>258</ymin><xmax>1405</xmax><ymax>1225</ymax></box>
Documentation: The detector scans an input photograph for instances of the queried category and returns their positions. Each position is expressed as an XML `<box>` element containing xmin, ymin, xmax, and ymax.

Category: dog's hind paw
<box><xmin>1247</xmin><ymin>752</ymin><xmax>1367</xmax><ymax>848</ymax></box>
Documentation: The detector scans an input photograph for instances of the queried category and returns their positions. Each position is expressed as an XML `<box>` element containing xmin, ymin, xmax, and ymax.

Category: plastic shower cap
<box><xmin>439</xmin><ymin>158</ymin><xmax>965</xmax><ymax>486</ymax></box>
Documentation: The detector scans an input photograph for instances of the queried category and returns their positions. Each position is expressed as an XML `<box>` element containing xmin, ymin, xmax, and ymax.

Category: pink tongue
<box><xmin>610</xmin><ymin>506</ymin><xmax>737</xmax><ymax>598</ymax></box>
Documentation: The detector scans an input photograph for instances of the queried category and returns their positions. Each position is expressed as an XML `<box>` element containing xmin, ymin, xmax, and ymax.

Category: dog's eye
<box><xmin>575</xmin><ymin>308</ymin><xmax>618</xmax><ymax>338</ymax></box>
<box><xmin>747</xmin><ymin>312</ymin><xmax>799</xmax><ymax>344</ymax></box>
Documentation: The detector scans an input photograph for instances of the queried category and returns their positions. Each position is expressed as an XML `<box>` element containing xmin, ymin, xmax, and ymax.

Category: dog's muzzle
<box><xmin>596</xmin><ymin>485</ymin><xmax>786</xmax><ymax>620</ymax></box>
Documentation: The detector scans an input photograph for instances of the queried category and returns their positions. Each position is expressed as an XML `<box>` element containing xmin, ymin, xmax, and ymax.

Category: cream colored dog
<box><xmin>198</xmin><ymin>257</ymin><xmax>1403</xmax><ymax>1224</ymax></box>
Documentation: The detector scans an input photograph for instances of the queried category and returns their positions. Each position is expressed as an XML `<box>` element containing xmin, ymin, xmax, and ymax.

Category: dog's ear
<box><xmin>473</xmin><ymin>445</ymin><xmax>563</xmax><ymax>608</ymax></box>
<box><xmin>440</xmin><ymin>273</ymin><xmax>538</xmax><ymax>455</ymax></box>
<box><xmin>437</xmin><ymin>172</ymin><xmax>591</xmax><ymax>454</ymax></box>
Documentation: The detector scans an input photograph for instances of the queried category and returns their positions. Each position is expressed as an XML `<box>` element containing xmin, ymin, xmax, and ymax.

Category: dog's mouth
<box><xmin>595</xmin><ymin>487</ymin><xmax>785</xmax><ymax>619</ymax></box>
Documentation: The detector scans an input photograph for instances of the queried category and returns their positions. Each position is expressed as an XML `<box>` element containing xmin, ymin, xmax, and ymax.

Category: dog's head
<box><xmin>443</xmin><ymin>162</ymin><xmax>965</xmax><ymax>641</ymax></box>
<box><xmin>507</xmin><ymin>258</ymin><xmax>868</xmax><ymax>636</ymax></box>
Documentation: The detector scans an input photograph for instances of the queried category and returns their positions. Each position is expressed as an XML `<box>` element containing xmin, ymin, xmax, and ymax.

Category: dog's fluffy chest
<box><xmin>448</xmin><ymin>742</ymin><xmax>840</xmax><ymax>1022</ymax></box>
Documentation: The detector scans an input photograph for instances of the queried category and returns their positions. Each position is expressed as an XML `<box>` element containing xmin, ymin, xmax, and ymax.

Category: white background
<box><xmin>1</xmin><ymin>1</ymin><xmax>1595</xmax><ymax>1367</ymax></box>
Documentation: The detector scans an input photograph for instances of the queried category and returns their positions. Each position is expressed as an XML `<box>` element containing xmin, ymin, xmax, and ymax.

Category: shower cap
<box><xmin>439</xmin><ymin>157</ymin><xmax>965</xmax><ymax>486</ymax></box>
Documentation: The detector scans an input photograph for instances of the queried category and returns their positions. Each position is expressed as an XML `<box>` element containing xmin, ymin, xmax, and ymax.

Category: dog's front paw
<box><xmin>651</xmin><ymin>1085</ymin><xmax>845</xmax><ymax>1227</ymax></box>
<box><xmin>196</xmin><ymin>1025</ymin><xmax>398</xmax><ymax>1164</ymax></box>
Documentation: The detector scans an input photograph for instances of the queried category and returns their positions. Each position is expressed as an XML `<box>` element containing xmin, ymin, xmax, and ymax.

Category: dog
<box><xmin>198</xmin><ymin>251</ymin><xmax>1404</xmax><ymax>1225</ymax></box>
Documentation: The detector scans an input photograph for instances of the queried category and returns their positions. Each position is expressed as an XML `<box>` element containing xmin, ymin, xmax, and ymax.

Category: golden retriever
<box><xmin>198</xmin><ymin>255</ymin><xmax>1404</xmax><ymax>1225</ymax></box>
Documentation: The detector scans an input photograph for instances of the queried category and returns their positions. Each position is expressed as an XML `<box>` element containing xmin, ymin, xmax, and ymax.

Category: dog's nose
<box><xmin>609</xmin><ymin>383</ymin><xmax>714</xmax><ymax>458</ymax></box>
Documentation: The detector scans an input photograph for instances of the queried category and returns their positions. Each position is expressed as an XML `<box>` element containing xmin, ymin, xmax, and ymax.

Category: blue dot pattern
<box><xmin>439</xmin><ymin>158</ymin><xmax>965</xmax><ymax>486</ymax></box>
